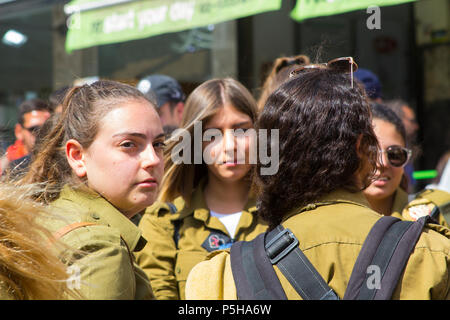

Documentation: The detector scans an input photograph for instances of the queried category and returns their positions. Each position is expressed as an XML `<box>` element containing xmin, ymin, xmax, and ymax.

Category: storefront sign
<box><xmin>291</xmin><ymin>0</ymin><xmax>416</xmax><ymax>22</ymax></box>
<box><xmin>65</xmin><ymin>0</ymin><xmax>281</xmax><ymax>53</ymax></box>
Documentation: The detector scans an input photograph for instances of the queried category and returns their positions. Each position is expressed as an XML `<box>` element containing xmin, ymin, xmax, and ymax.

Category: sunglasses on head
<box><xmin>289</xmin><ymin>56</ymin><xmax>358</xmax><ymax>88</ymax></box>
<box><xmin>381</xmin><ymin>145</ymin><xmax>412</xmax><ymax>168</ymax></box>
<box><xmin>24</xmin><ymin>125</ymin><xmax>42</xmax><ymax>135</ymax></box>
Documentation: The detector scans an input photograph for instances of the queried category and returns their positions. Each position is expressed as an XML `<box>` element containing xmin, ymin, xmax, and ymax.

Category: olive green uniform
<box><xmin>186</xmin><ymin>189</ymin><xmax>450</xmax><ymax>300</ymax></box>
<box><xmin>135</xmin><ymin>182</ymin><xmax>268</xmax><ymax>300</ymax></box>
<box><xmin>45</xmin><ymin>185</ymin><xmax>154</xmax><ymax>300</ymax></box>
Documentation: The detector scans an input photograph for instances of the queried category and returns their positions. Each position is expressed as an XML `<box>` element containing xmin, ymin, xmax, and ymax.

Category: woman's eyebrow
<box><xmin>112</xmin><ymin>132</ymin><xmax>147</xmax><ymax>139</ymax></box>
<box><xmin>232</xmin><ymin>121</ymin><xmax>252</xmax><ymax>128</ymax></box>
<box><xmin>113</xmin><ymin>132</ymin><xmax>166</xmax><ymax>140</ymax></box>
<box><xmin>204</xmin><ymin>120</ymin><xmax>252</xmax><ymax>130</ymax></box>
<box><xmin>154</xmin><ymin>132</ymin><xmax>166</xmax><ymax>140</ymax></box>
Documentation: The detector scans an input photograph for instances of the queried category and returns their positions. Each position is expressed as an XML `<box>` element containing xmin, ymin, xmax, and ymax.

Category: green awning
<box><xmin>291</xmin><ymin>0</ymin><xmax>416</xmax><ymax>22</ymax></box>
<box><xmin>65</xmin><ymin>0</ymin><xmax>282</xmax><ymax>53</ymax></box>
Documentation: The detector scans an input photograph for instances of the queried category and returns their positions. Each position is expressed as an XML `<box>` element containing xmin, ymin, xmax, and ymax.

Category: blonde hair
<box><xmin>0</xmin><ymin>182</ymin><xmax>81</xmax><ymax>299</ymax></box>
<box><xmin>158</xmin><ymin>78</ymin><xmax>258</xmax><ymax>204</ymax></box>
<box><xmin>257</xmin><ymin>54</ymin><xmax>310</xmax><ymax>110</ymax></box>
<box><xmin>20</xmin><ymin>80</ymin><xmax>155</xmax><ymax>204</ymax></box>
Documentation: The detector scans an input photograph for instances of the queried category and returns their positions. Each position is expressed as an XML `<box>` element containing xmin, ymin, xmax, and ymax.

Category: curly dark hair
<box><xmin>256</xmin><ymin>68</ymin><xmax>379</xmax><ymax>229</ymax></box>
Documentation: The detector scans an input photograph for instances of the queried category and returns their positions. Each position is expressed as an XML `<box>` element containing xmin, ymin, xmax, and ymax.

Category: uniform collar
<box><xmin>179</xmin><ymin>179</ymin><xmax>258</xmax><ymax>232</ymax></box>
<box><xmin>56</xmin><ymin>185</ymin><xmax>146</xmax><ymax>252</ymax></box>
<box><xmin>317</xmin><ymin>188</ymin><xmax>372</xmax><ymax>208</ymax></box>
<box><xmin>283</xmin><ymin>188</ymin><xmax>372</xmax><ymax>221</ymax></box>
<box><xmin>390</xmin><ymin>188</ymin><xmax>409</xmax><ymax>219</ymax></box>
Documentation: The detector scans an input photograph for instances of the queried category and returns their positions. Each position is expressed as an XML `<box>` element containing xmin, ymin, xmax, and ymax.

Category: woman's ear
<box><xmin>355</xmin><ymin>134</ymin><xmax>364</xmax><ymax>159</ymax></box>
<box><xmin>355</xmin><ymin>134</ymin><xmax>370</xmax><ymax>188</ymax></box>
<box><xmin>66</xmin><ymin>139</ymin><xmax>87</xmax><ymax>177</ymax></box>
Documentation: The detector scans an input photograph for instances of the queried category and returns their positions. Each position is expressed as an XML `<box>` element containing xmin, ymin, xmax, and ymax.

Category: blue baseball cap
<box><xmin>354</xmin><ymin>68</ymin><xmax>382</xmax><ymax>100</ymax></box>
<box><xmin>137</xmin><ymin>74</ymin><xmax>185</xmax><ymax>108</ymax></box>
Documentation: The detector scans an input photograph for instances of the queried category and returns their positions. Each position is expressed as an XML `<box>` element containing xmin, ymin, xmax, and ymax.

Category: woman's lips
<box><xmin>373</xmin><ymin>176</ymin><xmax>390</xmax><ymax>187</ymax></box>
<box><xmin>136</xmin><ymin>179</ymin><xmax>158</xmax><ymax>188</ymax></box>
<box><xmin>221</xmin><ymin>159</ymin><xmax>246</xmax><ymax>167</ymax></box>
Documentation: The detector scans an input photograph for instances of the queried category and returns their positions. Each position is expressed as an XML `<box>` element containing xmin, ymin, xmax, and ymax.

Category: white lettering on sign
<box><xmin>169</xmin><ymin>1</ymin><xmax>195</xmax><ymax>22</ymax></box>
<box><xmin>103</xmin><ymin>9</ymin><xmax>135</xmax><ymax>34</ymax></box>
<box><xmin>137</xmin><ymin>6</ymin><xmax>168</xmax><ymax>31</ymax></box>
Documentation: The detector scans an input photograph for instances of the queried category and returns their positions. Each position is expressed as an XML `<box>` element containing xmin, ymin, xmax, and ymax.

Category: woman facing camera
<box><xmin>135</xmin><ymin>78</ymin><xmax>268</xmax><ymax>300</ymax></box>
<box><xmin>22</xmin><ymin>80</ymin><xmax>164</xmax><ymax>299</ymax></box>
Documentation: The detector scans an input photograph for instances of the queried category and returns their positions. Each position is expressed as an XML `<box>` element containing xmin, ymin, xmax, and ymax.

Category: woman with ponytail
<box><xmin>257</xmin><ymin>54</ymin><xmax>310</xmax><ymax>111</ymax></box>
<box><xmin>21</xmin><ymin>80</ymin><xmax>164</xmax><ymax>299</ymax></box>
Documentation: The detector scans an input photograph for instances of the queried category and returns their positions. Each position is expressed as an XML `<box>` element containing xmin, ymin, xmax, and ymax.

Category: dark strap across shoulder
<box><xmin>344</xmin><ymin>215</ymin><xmax>431</xmax><ymax>300</ymax></box>
<box><xmin>230</xmin><ymin>233</ymin><xmax>287</xmax><ymax>300</ymax></box>
<box><xmin>231</xmin><ymin>215</ymin><xmax>431</xmax><ymax>300</ymax></box>
<box><xmin>230</xmin><ymin>226</ymin><xmax>338</xmax><ymax>300</ymax></box>
<box><xmin>265</xmin><ymin>226</ymin><xmax>339</xmax><ymax>300</ymax></box>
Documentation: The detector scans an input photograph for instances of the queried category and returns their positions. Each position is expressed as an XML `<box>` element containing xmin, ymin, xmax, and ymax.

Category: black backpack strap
<box><xmin>230</xmin><ymin>225</ymin><xmax>339</xmax><ymax>300</ymax></box>
<box><xmin>265</xmin><ymin>226</ymin><xmax>339</xmax><ymax>300</ymax></box>
<box><xmin>343</xmin><ymin>216</ymin><xmax>399</xmax><ymax>299</ymax></box>
<box><xmin>230</xmin><ymin>233</ymin><xmax>287</xmax><ymax>300</ymax></box>
<box><xmin>344</xmin><ymin>215</ymin><xmax>431</xmax><ymax>300</ymax></box>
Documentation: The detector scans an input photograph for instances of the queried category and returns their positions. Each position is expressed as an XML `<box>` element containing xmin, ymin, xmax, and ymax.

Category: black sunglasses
<box><xmin>381</xmin><ymin>145</ymin><xmax>412</xmax><ymax>168</ymax></box>
<box><xmin>289</xmin><ymin>56</ymin><xmax>358</xmax><ymax>88</ymax></box>
<box><xmin>24</xmin><ymin>125</ymin><xmax>42</xmax><ymax>135</ymax></box>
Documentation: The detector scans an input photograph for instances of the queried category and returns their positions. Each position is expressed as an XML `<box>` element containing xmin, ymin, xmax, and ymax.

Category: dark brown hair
<box><xmin>256</xmin><ymin>68</ymin><xmax>379</xmax><ymax>228</ymax></box>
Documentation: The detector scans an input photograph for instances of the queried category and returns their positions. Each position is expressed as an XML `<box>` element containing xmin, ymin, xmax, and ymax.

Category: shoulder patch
<box><xmin>201</xmin><ymin>231</ymin><xmax>232</xmax><ymax>252</ymax></box>
<box><xmin>404</xmin><ymin>203</ymin><xmax>435</xmax><ymax>221</ymax></box>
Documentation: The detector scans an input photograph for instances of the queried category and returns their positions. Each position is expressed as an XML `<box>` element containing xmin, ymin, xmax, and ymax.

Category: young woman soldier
<box><xmin>21</xmin><ymin>80</ymin><xmax>165</xmax><ymax>299</ymax></box>
<box><xmin>135</xmin><ymin>78</ymin><xmax>268</xmax><ymax>300</ymax></box>
<box><xmin>364</xmin><ymin>103</ymin><xmax>449</xmax><ymax>227</ymax></box>
<box><xmin>186</xmin><ymin>59</ymin><xmax>450</xmax><ymax>300</ymax></box>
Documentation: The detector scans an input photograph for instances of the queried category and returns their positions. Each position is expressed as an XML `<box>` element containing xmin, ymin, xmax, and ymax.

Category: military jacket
<box><xmin>135</xmin><ymin>183</ymin><xmax>268</xmax><ymax>300</ymax></box>
<box><xmin>185</xmin><ymin>189</ymin><xmax>450</xmax><ymax>300</ymax></box>
<box><xmin>47</xmin><ymin>185</ymin><xmax>154</xmax><ymax>300</ymax></box>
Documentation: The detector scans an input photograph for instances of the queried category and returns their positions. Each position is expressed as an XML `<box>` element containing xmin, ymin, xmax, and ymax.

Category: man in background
<box><xmin>385</xmin><ymin>99</ymin><xmax>419</xmax><ymax>146</ymax></box>
<box><xmin>4</xmin><ymin>98</ymin><xmax>51</xmax><ymax>176</ymax></box>
<box><xmin>137</xmin><ymin>74</ymin><xmax>185</xmax><ymax>135</ymax></box>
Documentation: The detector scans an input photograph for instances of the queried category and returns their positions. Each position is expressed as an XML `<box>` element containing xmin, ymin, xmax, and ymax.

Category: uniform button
<box><xmin>91</xmin><ymin>213</ymin><xmax>100</xmax><ymax>220</ymax></box>
<box><xmin>176</xmin><ymin>267</ymin><xmax>181</xmax><ymax>274</ymax></box>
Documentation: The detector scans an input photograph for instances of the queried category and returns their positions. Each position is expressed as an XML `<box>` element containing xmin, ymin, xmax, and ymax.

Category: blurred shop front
<box><xmin>0</xmin><ymin>0</ymin><xmax>449</xmax><ymax>189</ymax></box>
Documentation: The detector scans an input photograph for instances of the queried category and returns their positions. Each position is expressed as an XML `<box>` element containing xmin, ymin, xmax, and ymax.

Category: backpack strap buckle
<box><xmin>265</xmin><ymin>227</ymin><xmax>299</xmax><ymax>264</ymax></box>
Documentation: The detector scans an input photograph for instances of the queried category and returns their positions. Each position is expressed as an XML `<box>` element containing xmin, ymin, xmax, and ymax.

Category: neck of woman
<box><xmin>204</xmin><ymin>174</ymin><xmax>250</xmax><ymax>214</ymax></box>
<box><xmin>366</xmin><ymin>195</ymin><xmax>394</xmax><ymax>216</ymax></box>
